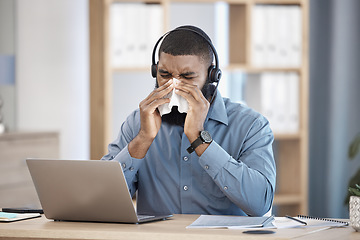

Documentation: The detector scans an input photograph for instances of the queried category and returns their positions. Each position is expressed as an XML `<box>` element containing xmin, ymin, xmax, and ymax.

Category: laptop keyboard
<box><xmin>137</xmin><ymin>215</ymin><xmax>155</xmax><ymax>220</ymax></box>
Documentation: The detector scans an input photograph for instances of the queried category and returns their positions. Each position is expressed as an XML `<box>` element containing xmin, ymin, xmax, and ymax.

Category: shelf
<box><xmin>112</xmin><ymin>67</ymin><xmax>151</xmax><ymax>73</ymax></box>
<box><xmin>274</xmin><ymin>194</ymin><xmax>302</xmax><ymax>205</ymax></box>
<box><xmin>90</xmin><ymin>0</ymin><xmax>309</xmax><ymax>216</ymax></box>
<box><xmin>227</xmin><ymin>64</ymin><xmax>302</xmax><ymax>73</ymax></box>
<box><xmin>168</xmin><ymin>0</ymin><xmax>303</xmax><ymax>3</ymax></box>
<box><xmin>111</xmin><ymin>0</ymin><xmax>164</xmax><ymax>3</ymax></box>
<box><xmin>253</xmin><ymin>0</ymin><xmax>303</xmax><ymax>5</ymax></box>
<box><xmin>170</xmin><ymin>0</ymin><xmax>249</xmax><ymax>3</ymax></box>
<box><xmin>274</xmin><ymin>132</ymin><xmax>301</xmax><ymax>140</ymax></box>
<box><xmin>113</xmin><ymin>66</ymin><xmax>301</xmax><ymax>74</ymax></box>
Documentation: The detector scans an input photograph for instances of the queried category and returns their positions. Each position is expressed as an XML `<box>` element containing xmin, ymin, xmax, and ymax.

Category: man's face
<box><xmin>156</xmin><ymin>53</ymin><xmax>212</xmax><ymax>126</ymax></box>
<box><xmin>156</xmin><ymin>52</ymin><xmax>208</xmax><ymax>89</ymax></box>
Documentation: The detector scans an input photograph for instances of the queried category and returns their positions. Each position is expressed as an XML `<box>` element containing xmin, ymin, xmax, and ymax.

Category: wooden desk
<box><xmin>0</xmin><ymin>215</ymin><xmax>356</xmax><ymax>240</ymax></box>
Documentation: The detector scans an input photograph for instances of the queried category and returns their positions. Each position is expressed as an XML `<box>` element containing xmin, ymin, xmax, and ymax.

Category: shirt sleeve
<box><xmin>101</xmin><ymin>110</ymin><xmax>143</xmax><ymax>197</ymax></box>
<box><xmin>198</xmin><ymin>117</ymin><xmax>276</xmax><ymax>216</ymax></box>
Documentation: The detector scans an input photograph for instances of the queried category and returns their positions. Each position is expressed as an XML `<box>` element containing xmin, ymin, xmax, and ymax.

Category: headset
<box><xmin>151</xmin><ymin>26</ymin><xmax>222</xmax><ymax>85</ymax></box>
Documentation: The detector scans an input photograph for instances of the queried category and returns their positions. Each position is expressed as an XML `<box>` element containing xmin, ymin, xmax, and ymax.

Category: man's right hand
<box><xmin>128</xmin><ymin>79</ymin><xmax>174</xmax><ymax>159</ymax></box>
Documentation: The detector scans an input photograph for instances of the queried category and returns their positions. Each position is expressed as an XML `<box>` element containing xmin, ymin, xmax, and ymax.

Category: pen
<box><xmin>285</xmin><ymin>215</ymin><xmax>307</xmax><ymax>226</ymax></box>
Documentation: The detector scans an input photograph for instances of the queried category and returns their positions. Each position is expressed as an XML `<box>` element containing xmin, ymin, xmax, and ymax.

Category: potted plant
<box><xmin>349</xmin><ymin>185</ymin><xmax>360</xmax><ymax>231</ymax></box>
<box><xmin>347</xmin><ymin>133</ymin><xmax>360</xmax><ymax>231</ymax></box>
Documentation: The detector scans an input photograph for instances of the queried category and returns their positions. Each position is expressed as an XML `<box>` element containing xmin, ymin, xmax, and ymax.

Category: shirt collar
<box><xmin>207</xmin><ymin>89</ymin><xmax>228</xmax><ymax>126</ymax></box>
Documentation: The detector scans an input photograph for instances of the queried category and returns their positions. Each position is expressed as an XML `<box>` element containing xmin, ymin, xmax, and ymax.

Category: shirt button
<box><xmin>129</xmin><ymin>167</ymin><xmax>134</xmax><ymax>171</ymax></box>
<box><xmin>205</xmin><ymin>165</ymin><xmax>209</xmax><ymax>170</ymax></box>
<box><xmin>122</xmin><ymin>163</ymin><xmax>126</xmax><ymax>168</ymax></box>
<box><xmin>224</xmin><ymin>186</ymin><xmax>228</xmax><ymax>190</ymax></box>
<box><xmin>183</xmin><ymin>156</ymin><xmax>188</xmax><ymax>162</ymax></box>
<box><xmin>183</xmin><ymin>185</ymin><xmax>189</xmax><ymax>191</ymax></box>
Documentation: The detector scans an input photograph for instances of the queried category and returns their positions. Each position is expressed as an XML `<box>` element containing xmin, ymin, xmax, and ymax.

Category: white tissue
<box><xmin>158</xmin><ymin>78</ymin><xmax>189</xmax><ymax>116</ymax></box>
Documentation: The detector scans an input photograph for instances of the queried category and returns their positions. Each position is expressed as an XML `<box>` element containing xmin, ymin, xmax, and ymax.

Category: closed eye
<box><xmin>159</xmin><ymin>69</ymin><xmax>172</xmax><ymax>79</ymax></box>
<box><xmin>160</xmin><ymin>74</ymin><xmax>172</xmax><ymax>78</ymax></box>
<box><xmin>180</xmin><ymin>72</ymin><xmax>197</xmax><ymax>80</ymax></box>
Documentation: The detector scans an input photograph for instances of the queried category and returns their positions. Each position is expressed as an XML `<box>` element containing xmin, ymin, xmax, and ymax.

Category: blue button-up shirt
<box><xmin>102</xmin><ymin>91</ymin><xmax>276</xmax><ymax>216</ymax></box>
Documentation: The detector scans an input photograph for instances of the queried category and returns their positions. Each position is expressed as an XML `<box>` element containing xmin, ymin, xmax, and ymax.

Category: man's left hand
<box><xmin>174</xmin><ymin>81</ymin><xmax>210</xmax><ymax>144</ymax></box>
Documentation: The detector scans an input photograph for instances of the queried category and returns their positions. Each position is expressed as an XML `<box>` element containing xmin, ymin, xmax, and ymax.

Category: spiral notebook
<box><xmin>295</xmin><ymin>215</ymin><xmax>349</xmax><ymax>227</ymax></box>
<box><xmin>273</xmin><ymin>215</ymin><xmax>348</xmax><ymax>229</ymax></box>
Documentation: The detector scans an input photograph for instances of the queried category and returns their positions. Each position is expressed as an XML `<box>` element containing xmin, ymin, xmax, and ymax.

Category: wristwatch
<box><xmin>187</xmin><ymin>130</ymin><xmax>213</xmax><ymax>154</ymax></box>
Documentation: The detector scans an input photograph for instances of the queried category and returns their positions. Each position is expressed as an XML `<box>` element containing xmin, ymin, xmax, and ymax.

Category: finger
<box><xmin>140</xmin><ymin>96</ymin><xmax>171</xmax><ymax>112</ymax></box>
<box><xmin>149</xmin><ymin>97</ymin><xmax>171</xmax><ymax>111</ymax></box>
<box><xmin>175</xmin><ymin>83</ymin><xmax>205</xmax><ymax>103</ymax></box>
<box><xmin>139</xmin><ymin>95</ymin><xmax>170</xmax><ymax>109</ymax></box>
<box><xmin>142</xmin><ymin>80</ymin><xmax>174</xmax><ymax>105</ymax></box>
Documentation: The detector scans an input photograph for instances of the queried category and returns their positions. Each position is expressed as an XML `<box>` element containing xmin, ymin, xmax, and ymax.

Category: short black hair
<box><xmin>158</xmin><ymin>25</ymin><xmax>214</xmax><ymax>67</ymax></box>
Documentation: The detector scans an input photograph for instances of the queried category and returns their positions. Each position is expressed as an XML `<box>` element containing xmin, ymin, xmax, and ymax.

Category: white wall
<box><xmin>0</xmin><ymin>0</ymin><xmax>16</xmax><ymax>131</ymax></box>
<box><xmin>16</xmin><ymin>0</ymin><xmax>89</xmax><ymax>159</ymax></box>
<box><xmin>0</xmin><ymin>0</ymin><xmax>15</xmax><ymax>54</ymax></box>
<box><xmin>112</xmin><ymin>72</ymin><xmax>155</xmax><ymax>140</ymax></box>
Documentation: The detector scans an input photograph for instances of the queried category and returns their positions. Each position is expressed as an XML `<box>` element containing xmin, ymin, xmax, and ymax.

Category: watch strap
<box><xmin>187</xmin><ymin>137</ymin><xmax>204</xmax><ymax>154</ymax></box>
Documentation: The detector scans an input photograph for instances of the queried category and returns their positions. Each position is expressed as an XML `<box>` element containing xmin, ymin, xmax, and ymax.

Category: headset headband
<box><xmin>151</xmin><ymin>27</ymin><xmax>220</xmax><ymax>76</ymax></box>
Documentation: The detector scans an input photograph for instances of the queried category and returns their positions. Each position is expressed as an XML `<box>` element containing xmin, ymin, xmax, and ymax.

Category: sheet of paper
<box><xmin>0</xmin><ymin>212</ymin><xmax>41</xmax><ymax>222</ymax></box>
<box><xmin>272</xmin><ymin>217</ymin><xmax>305</xmax><ymax>228</ymax></box>
<box><xmin>186</xmin><ymin>215</ymin><xmax>274</xmax><ymax>229</ymax></box>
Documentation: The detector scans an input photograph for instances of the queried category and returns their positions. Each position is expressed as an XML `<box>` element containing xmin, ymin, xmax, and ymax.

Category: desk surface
<box><xmin>0</xmin><ymin>214</ymin><xmax>356</xmax><ymax>240</ymax></box>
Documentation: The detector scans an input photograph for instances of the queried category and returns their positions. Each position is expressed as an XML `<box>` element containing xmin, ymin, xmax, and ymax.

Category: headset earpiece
<box><xmin>151</xmin><ymin>62</ymin><xmax>158</xmax><ymax>78</ymax></box>
<box><xmin>208</xmin><ymin>65</ymin><xmax>222</xmax><ymax>83</ymax></box>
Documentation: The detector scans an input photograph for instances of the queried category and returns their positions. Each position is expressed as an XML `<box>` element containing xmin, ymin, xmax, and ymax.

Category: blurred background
<box><xmin>0</xmin><ymin>0</ymin><xmax>359</xmax><ymax>219</ymax></box>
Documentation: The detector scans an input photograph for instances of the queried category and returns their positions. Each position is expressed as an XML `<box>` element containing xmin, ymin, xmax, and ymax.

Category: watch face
<box><xmin>200</xmin><ymin>131</ymin><xmax>212</xmax><ymax>143</ymax></box>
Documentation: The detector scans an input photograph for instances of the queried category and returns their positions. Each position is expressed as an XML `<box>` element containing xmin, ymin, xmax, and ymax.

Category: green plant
<box><xmin>345</xmin><ymin>133</ymin><xmax>360</xmax><ymax>203</ymax></box>
<box><xmin>349</xmin><ymin>184</ymin><xmax>360</xmax><ymax>197</ymax></box>
<box><xmin>349</xmin><ymin>133</ymin><xmax>360</xmax><ymax>159</ymax></box>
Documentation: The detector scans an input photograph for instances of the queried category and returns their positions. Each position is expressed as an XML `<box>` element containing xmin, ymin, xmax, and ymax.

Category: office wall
<box><xmin>16</xmin><ymin>0</ymin><xmax>89</xmax><ymax>159</ymax></box>
<box><xmin>0</xmin><ymin>0</ymin><xmax>16</xmax><ymax>131</ymax></box>
<box><xmin>309</xmin><ymin>0</ymin><xmax>360</xmax><ymax>218</ymax></box>
<box><xmin>0</xmin><ymin>0</ymin><xmax>14</xmax><ymax>55</ymax></box>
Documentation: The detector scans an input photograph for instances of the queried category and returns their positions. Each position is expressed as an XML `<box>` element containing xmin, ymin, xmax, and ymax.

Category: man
<box><xmin>102</xmin><ymin>25</ymin><xmax>276</xmax><ymax>216</ymax></box>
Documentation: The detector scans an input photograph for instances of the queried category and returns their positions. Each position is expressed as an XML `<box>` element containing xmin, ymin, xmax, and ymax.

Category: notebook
<box><xmin>0</xmin><ymin>212</ymin><xmax>41</xmax><ymax>222</ymax></box>
<box><xmin>273</xmin><ymin>215</ymin><xmax>348</xmax><ymax>229</ymax></box>
<box><xmin>296</xmin><ymin>215</ymin><xmax>349</xmax><ymax>227</ymax></box>
<box><xmin>26</xmin><ymin>159</ymin><xmax>172</xmax><ymax>223</ymax></box>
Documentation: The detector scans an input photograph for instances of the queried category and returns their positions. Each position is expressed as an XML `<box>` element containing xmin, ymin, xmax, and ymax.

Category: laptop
<box><xmin>26</xmin><ymin>159</ymin><xmax>173</xmax><ymax>223</ymax></box>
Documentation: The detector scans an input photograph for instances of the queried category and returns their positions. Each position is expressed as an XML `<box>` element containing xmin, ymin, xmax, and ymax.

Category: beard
<box><xmin>155</xmin><ymin>80</ymin><xmax>216</xmax><ymax>126</ymax></box>
<box><xmin>161</xmin><ymin>106</ymin><xmax>187</xmax><ymax>126</ymax></box>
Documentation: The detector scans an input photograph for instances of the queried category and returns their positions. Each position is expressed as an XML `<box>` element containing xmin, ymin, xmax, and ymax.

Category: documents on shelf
<box><xmin>110</xmin><ymin>3</ymin><xmax>164</xmax><ymax>68</ymax></box>
<box><xmin>245</xmin><ymin>72</ymin><xmax>300</xmax><ymax>134</ymax></box>
<box><xmin>251</xmin><ymin>4</ymin><xmax>302</xmax><ymax>68</ymax></box>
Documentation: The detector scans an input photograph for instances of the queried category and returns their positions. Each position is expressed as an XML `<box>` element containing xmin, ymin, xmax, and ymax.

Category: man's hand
<box><xmin>174</xmin><ymin>81</ymin><xmax>210</xmax><ymax>151</ymax></box>
<box><xmin>128</xmin><ymin>79</ymin><xmax>174</xmax><ymax>159</ymax></box>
